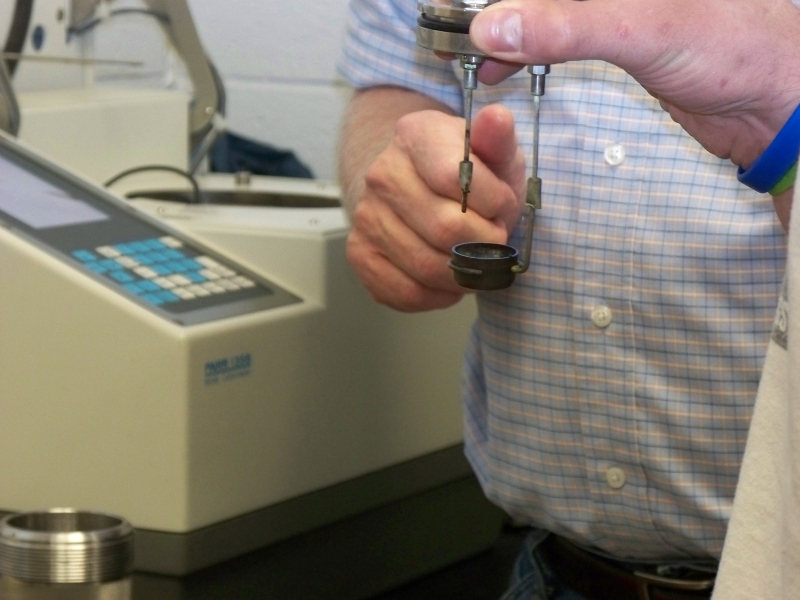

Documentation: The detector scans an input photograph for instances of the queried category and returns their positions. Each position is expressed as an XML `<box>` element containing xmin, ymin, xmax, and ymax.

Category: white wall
<box><xmin>186</xmin><ymin>0</ymin><xmax>352</xmax><ymax>181</ymax></box>
<box><xmin>9</xmin><ymin>0</ymin><xmax>354</xmax><ymax>180</ymax></box>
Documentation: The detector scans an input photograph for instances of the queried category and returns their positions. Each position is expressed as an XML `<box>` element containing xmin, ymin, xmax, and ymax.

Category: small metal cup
<box><xmin>448</xmin><ymin>242</ymin><xmax>520</xmax><ymax>290</ymax></box>
<box><xmin>0</xmin><ymin>509</ymin><xmax>134</xmax><ymax>600</ymax></box>
<box><xmin>448</xmin><ymin>202</ymin><xmax>536</xmax><ymax>290</ymax></box>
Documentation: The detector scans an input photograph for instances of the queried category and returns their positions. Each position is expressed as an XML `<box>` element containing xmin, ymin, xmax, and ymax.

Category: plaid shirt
<box><xmin>339</xmin><ymin>0</ymin><xmax>787</xmax><ymax>561</ymax></box>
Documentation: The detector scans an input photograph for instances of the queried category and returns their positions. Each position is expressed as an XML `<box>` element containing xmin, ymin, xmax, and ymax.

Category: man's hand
<box><xmin>341</xmin><ymin>91</ymin><xmax>526</xmax><ymax>312</ymax></box>
<box><xmin>470</xmin><ymin>0</ymin><xmax>800</xmax><ymax>170</ymax></box>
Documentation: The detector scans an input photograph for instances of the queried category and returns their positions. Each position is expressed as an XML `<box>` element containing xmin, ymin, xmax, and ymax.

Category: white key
<box><xmin>210</xmin><ymin>265</ymin><xmax>237</xmax><ymax>278</ymax></box>
<box><xmin>160</xmin><ymin>236</ymin><xmax>183</xmax><ymax>248</ymax></box>
<box><xmin>186</xmin><ymin>285</ymin><xmax>212</xmax><ymax>297</ymax></box>
<box><xmin>173</xmin><ymin>288</ymin><xmax>197</xmax><ymax>300</ymax></box>
<box><xmin>153</xmin><ymin>277</ymin><xmax>176</xmax><ymax>290</ymax></box>
<box><xmin>168</xmin><ymin>274</ymin><xmax>192</xmax><ymax>286</ymax></box>
<box><xmin>201</xmin><ymin>282</ymin><xmax>226</xmax><ymax>294</ymax></box>
<box><xmin>196</xmin><ymin>255</ymin><xmax>221</xmax><ymax>268</ymax></box>
<box><xmin>134</xmin><ymin>266</ymin><xmax>158</xmax><ymax>279</ymax></box>
<box><xmin>232</xmin><ymin>276</ymin><xmax>256</xmax><ymax>288</ymax></box>
<box><xmin>116</xmin><ymin>256</ymin><xmax>139</xmax><ymax>268</ymax></box>
<box><xmin>217</xmin><ymin>279</ymin><xmax>241</xmax><ymax>291</ymax></box>
<box><xmin>96</xmin><ymin>246</ymin><xmax>121</xmax><ymax>258</ymax></box>
<box><xmin>199</xmin><ymin>268</ymin><xmax>221</xmax><ymax>281</ymax></box>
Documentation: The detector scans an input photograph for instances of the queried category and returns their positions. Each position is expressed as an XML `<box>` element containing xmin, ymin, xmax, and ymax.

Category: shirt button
<box><xmin>591</xmin><ymin>305</ymin><xmax>613</xmax><ymax>328</ymax></box>
<box><xmin>604</xmin><ymin>144</ymin><xmax>626</xmax><ymax>166</ymax></box>
<box><xmin>606</xmin><ymin>467</ymin><xmax>626</xmax><ymax>489</ymax></box>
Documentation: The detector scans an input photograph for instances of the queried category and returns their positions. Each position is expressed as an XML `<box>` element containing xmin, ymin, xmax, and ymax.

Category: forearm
<box><xmin>338</xmin><ymin>86</ymin><xmax>453</xmax><ymax>217</ymax></box>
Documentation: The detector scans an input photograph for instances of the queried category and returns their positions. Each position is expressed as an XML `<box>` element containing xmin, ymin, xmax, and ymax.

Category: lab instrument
<box><xmin>416</xmin><ymin>0</ymin><xmax>549</xmax><ymax>289</ymax></box>
<box><xmin>65</xmin><ymin>0</ymin><xmax>223</xmax><ymax>145</ymax></box>
<box><xmin>17</xmin><ymin>86</ymin><xmax>190</xmax><ymax>185</ymax></box>
<box><xmin>0</xmin><ymin>133</ymin><xmax>497</xmax><ymax>584</ymax></box>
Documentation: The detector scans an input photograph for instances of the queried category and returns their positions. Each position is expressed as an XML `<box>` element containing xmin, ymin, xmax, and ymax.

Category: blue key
<box><xmin>139</xmin><ymin>280</ymin><xmax>161</xmax><ymax>292</ymax></box>
<box><xmin>145</xmin><ymin>239</ymin><xmax>166</xmax><ymax>250</ymax></box>
<box><xmin>110</xmin><ymin>271</ymin><xmax>135</xmax><ymax>283</ymax></box>
<box><xmin>186</xmin><ymin>271</ymin><xmax>206</xmax><ymax>283</ymax></box>
<box><xmin>164</xmin><ymin>249</ymin><xmax>185</xmax><ymax>260</ymax></box>
<box><xmin>130</xmin><ymin>241</ymin><xmax>150</xmax><ymax>253</ymax></box>
<box><xmin>99</xmin><ymin>259</ymin><xmax>124</xmax><ymax>271</ymax></box>
<box><xmin>152</xmin><ymin>264</ymin><xmax>172</xmax><ymax>276</ymax></box>
<box><xmin>142</xmin><ymin>293</ymin><xmax>165</xmax><ymax>306</ymax></box>
<box><xmin>123</xmin><ymin>282</ymin><xmax>144</xmax><ymax>295</ymax></box>
<box><xmin>165</xmin><ymin>261</ymin><xmax>188</xmax><ymax>273</ymax></box>
<box><xmin>85</xmin><ymin>262</ymin><xmax>108</xmax><ymax>274</ymax></box>
<box><xmin>157</xmin><ymin>291</ymin><xmax>180</xmax><ymax>303</ymax></box>
<box><xmin>132</xmin><ymin>254</ymin><xmax>154</xmax><ymax>265</ymax></box>
<box><xmin>181</xmin><ymin>259</ymin><xmax>202</xmax><ymax>270</ymax></box>
<box><xmin>72</xmin><ymin>250</ymin><xmax>97</xmax><ymax>262</ymax></box>
<box><xmin>115</xmin><ymin>244</ymin><xmax>135</xmax><ymax>255</ymax></box>
<box><xmin>147</xmin><ymin>252</ymin><xmax>169</xmax><ymax>263</ymax></box>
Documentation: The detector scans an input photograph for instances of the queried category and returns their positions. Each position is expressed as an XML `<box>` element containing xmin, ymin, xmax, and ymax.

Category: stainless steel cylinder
<box><xmin>417</xmin><ymin>1</ymin><xmax>490</xmax><ymax>56</ymax></box>
<box><xmin>0</xmin><ymin>509</ymin><xmax>134</xmax><ymax>600</ymax></box>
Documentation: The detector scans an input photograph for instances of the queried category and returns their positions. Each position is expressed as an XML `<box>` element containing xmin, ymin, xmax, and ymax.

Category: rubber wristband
<box><xmin>769</xmin><ymin>162</ymin><xmax>798</xmax><ymax>196</ymax></box>
<box><xmin>738</xmin><ymin>102</ymin><xmax>800</xmax><ymax>193</ymax></box>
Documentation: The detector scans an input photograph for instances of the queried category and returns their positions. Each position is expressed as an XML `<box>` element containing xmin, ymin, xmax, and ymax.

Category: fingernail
<box><xmin>472</xmin><ymin>9</ymin><xmax>523</xmax><ymax>53</ymax></box>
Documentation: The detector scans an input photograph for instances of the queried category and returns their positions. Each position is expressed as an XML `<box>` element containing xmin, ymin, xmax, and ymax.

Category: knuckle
<box><xmin>363</xmin><ymin>156</ymin><xmax>393</xmax><ymax>196</ymax></box>
<box><xmin>427</xmin><ymin>166</ymin><xmax>457</xmax><ymax>196</ymax></box>
<box><xmin>409</xmin><ymin>250</ymin><xmax>444</xmax><ymax>284</ymax></box>
<box><xmin>362</xmin><ymin>162</ymin><xmax>381</xmax><ymax>189</ymax></box>
<box><xmin>394</xmin><ymin>111</ymin><xmax>422</xmax><ymax>140</ymax></box>
<box><xmin>350</xmin><ymin>200</ymin><xmax>374</xmax><ymax>231</ymax></box>
<box><xmin>389</xmin><ymin>284</ymin><xmax>428</xmax><ymax>313</ymax></box>
<box><xmin>345</xmin><ymin>233</ymin><xmax>369</xmax><ymax>272</ymax></box>
<box><xmin>363</xmin><ymin>272</ymin><xmax>418</xmax><ymax>312</ymax></box>
<box><xmin>430</xmin><ymin>210</ymin><xmax>463</xmax><ymax>246</ymax></box>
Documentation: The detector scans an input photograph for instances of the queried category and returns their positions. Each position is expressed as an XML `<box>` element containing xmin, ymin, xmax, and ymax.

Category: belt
<box><xmin>537</xmin><ymin>534</ymin><xmax>715</xmax><ymax>600</ymax></box>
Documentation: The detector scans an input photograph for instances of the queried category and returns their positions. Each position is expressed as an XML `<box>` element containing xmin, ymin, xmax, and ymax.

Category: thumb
<box><xmin>470</xmin><ymin>0</ymin><xmax>636</xmax><ymax>69</ymax></box>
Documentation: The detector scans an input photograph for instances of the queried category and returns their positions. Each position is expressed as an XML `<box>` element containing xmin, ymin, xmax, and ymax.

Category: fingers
<box><xmin>346</xmin><ymin>108</ymin><xmax>525</xmax><ymax>312</ymax></box>
<box><xmin>477</xmin><ymin>60</ymin><xmax>524</xmax><ymax>86</ymax></box>
<box><xmin>389</xmin><ymin>108</ymin><xmax>523</xmax><ymax>247</ymax></box>
<box><xmin>347</xmin><ymin>196</ymin><xmax>465</xmax><ymax>312</ymax></box>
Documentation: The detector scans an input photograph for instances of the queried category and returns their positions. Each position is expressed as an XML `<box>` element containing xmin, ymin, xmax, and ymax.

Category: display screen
<box><xmin>0</xmin><ymin>156</ymin><xmax>109</xmax><ymax>229</ymax></box>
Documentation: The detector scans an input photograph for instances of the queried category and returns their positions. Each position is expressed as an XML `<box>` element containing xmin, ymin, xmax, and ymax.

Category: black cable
<box><xmin>68</xmin><ymin>8</ymin><xmax>170</xmax><ymax>38</ymax></box>
<box><xmin>104</xmin><ymin>165</ymin><xmax>202</xmax><ymax>204</ymax></box>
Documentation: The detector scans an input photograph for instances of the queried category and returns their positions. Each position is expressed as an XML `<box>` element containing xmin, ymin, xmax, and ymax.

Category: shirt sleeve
<box><xmin>337</xmin><ymin>0</ymin><xmax>464</xmax><ymax>115</ymax></box>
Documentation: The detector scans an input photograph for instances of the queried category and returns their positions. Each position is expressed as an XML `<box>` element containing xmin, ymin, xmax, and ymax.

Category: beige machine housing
<box><xmin>0</xmin><ymin>145</ymin><xmax>485</xmax><ymax>577</ymax></box>
<box><xmin>17</xmin><ymin>87</ymin><xmax>190</xmax><ymax>183</ymax></box>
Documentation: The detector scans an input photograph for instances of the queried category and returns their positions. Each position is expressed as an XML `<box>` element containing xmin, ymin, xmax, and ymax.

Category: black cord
<box><xmin>104</xmin><ymin>165</ymin><xmax>202</xmax><ymax>204</ymax></box>
<box><xmin>68</xmin><ymin>8</ymin><xmax>170</xmax><ymax>38</ymax></box>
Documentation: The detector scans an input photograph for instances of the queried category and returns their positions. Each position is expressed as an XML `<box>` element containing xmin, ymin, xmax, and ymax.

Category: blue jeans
<box><xmin>500</xmin><ymin>530</ymin><xmax>590</xmax><ymax>600</ymax></box>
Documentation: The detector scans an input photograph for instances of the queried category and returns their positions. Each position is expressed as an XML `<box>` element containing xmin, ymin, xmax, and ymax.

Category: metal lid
<box><xmin>0</xmin><ymin>509</ymin><xmax>134</xmax><ymax>584</ymax></box>
<box><xmin>449</xmin><ymin>242</ymin><xmax>521</xmax><ymax>290</ymax></box>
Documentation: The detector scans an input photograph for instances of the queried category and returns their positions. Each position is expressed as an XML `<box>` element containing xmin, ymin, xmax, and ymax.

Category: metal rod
<box><xmin>0</xmin><ymin>53</ymin><xmax>143</xmax><ymax>68</ymax></box>
<box><xmin>532</xmin><ymin>94</ymin><xmax>540</xmax><ymax>180</ymax></box>
<box><xmin>461</xmin><ymin>86</ymin><xmax>474</xmax><ymax>212</ymax></box>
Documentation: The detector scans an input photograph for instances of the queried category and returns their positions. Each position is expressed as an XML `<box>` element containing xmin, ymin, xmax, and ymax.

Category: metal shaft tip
<box><xmin>461</xmin><ymin>192</ymin><xmax>468</xmax><ymax>213</ymax></box>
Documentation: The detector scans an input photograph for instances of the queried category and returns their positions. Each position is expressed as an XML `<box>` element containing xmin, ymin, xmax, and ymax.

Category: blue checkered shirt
<box><xmin>338</xmin><ymin>0</ymin><xmax>787</xmax><ymax>561</ymax></box>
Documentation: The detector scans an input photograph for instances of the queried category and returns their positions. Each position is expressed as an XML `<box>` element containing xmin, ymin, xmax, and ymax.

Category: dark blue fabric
<box><xmin>501</xmin><ymin>530</ymin><xmax>590</xmax><ymax>600</ymax></box>
<box><xmin>210</xmin><ymin>131</ymin><xmax>314</xmax><ymax>179</ymax></box>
